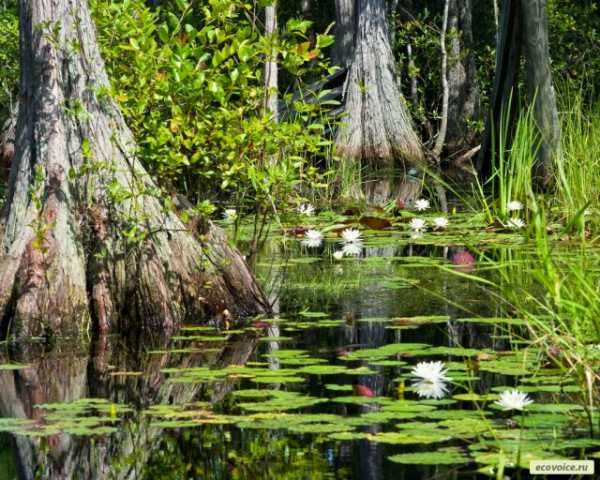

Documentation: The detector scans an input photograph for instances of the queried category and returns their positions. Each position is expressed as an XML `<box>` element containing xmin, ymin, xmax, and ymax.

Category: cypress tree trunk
<box><xmin>521</xmin><ymin>0</ymin><xmax>560</xmax><ymax>187</ymax></box>
<box><xmin>0</xmin><ymin>108</ymin><xmax>16</xmax><ymax>182</ymax></box>
<box><xmin>335</xmin><ymin>0</ymin><xmax>424</xmax><ymax>204</ymax></box>
<box><xmin>446</xmin><ymin>0</ymin><xmax>480</xmax><ymax>150</ymax></box>
<box><xmin>478</xmin><ymin>0</ymin><xmax>522</xmax><ymax>177</ymax></box>
<box><xmin>478</xmin><ymin>0</ymin><xmax>559</xmax><ymax>185</ymax></box>
<box><xmin>333</xmin><ymin>0</ymin><xmax>356</xmax><ymax>68</ymax></box>
<box><xmin>0</xmin><ymin>0</ymin><xmax>268</xmax><ymax>339</ymax></box>
<box><xmin>301</xmin><ymin>0</ymin><xmax>311</xmax><ymax>16</ymax></box>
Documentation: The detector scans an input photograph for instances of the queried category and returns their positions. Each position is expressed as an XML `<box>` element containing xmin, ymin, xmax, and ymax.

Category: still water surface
<box><xmin>0</xmin><ymin>233</ymin><xmax>594</xmax><ymax>479</ymax></box>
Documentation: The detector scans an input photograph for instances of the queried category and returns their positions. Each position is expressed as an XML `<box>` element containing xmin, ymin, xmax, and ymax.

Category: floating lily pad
<box><xmin>368</xmin><ymin>359</ymin><xmax>408</xmax><ymax>367</ymax></box>
<box><xmin>409</xmin><ymin>346</ymin><xmax>489</xmax><ymax>358</ymax></box>
<box><xmin>391</xmin><ymin>315</ymin><xmax>450</xmax><ymax>326</ymax></box>
<box><xmin>237</xmin><ymin>391</ymin><xmax>326</xmax><ymax>412</ymax></box>
<box><xmin>0</xmin><ymin>418</ymin><xmax>36</xmax><ymax>433</ymax></box>
<box><xmin>0</xmin><ymin>363</ymin><xmax>30</xmax><ymax>371</ymax></box>
<box><xmin>388</xmin><ymin>447</ymin><xmax>470</xmax><ymax>465</ymax></box>
<box><xmin>298</xmin><ymin>311</ymin><xmax>329</xmax><ymax>318</ymax></box>
<box><xmin>328</xmin><ymin>431</ymin><xmax>369</xmax><ymax>441</ymax></box>
<box><xmin>343</xmin><ymin>343</ymin><xmax>431</xmax><ymax>361</ymax></box>
<box><xmin>325</xmin><ymin>384</ymin><xmax>353</xmax><ymax>392</ymax></box>
<box><xmin>288</xmin><ymin>422</ymin><xmax>353</xmax><ymax>434</ymax></box>
<box><xmin>456</xmin><ymin>317</ymin><xmax>526</xmax><ymax>326</ymax></box>
<box><xmin>298</xmin><ymin>365</ymin><xmax>351</xmax><ymax>375</ymax></box>
<box><xmin>367</xmin><ymin>430</ymin><xmax>452</xmax><ymax>445</ymax></box>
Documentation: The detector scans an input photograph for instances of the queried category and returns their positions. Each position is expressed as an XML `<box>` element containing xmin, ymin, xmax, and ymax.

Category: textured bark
<box><xmin>264</xmin><ymin>2</ymin><xmax>278</xmax><ymax>122</ymax></box>
<box><xmin>521</xmin><ymin>0</ymin><xmax>560</xmax><ymax>187</ymax></box>
<box><xmin>0</xmin><ymin>108</ymin><xmax>17</xmax><ymax>184</ymax></box>
<box><xmin>0</xmin><ymin>0</ymin><xmax>268</xmax><ymax>339</ymax></box>
<box><xmin>335</xmin><ymin>0</ymin><xmax>424</xmax><ymax>204</ymax></box>
<box><xmin>406</xmin><ymin>43</ymin><xmax>418</xmax><ymax>106</ymax></box>
<box><xmin>301</xmin><ymin>0</ymin><xmax>310</xmax><ymax>16</ymax></box>
<box><xmin>432</xmin><ymin>0</ymin><xmax>450</xmax><ymax>159</ymax></box>
<box><xmin>479</xmin><ymin>0</ymin><xmax>559</xmax><ymax>186</ymax></box>
<box><xmin>478</xmin><ymin>0</ymin><xmax>522</xmax><ymax>177</ymax></box>
<box><xmin>446</xmin><ymin>0</ymin><xmax>480</xmax><ymax>149</ymax></box>
<box><xmin>493</xmin><ymin>0</ymin><xmax>499</xmax><ymax>29</ymax></box>
<box><xmin>333</xmin><ymin>0</ymin><xmax>356</xmax><ymax>68</ymax></box>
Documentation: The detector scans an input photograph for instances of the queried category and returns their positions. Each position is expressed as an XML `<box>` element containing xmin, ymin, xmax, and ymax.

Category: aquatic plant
<box><xmin>410</xmin><ymin>361</ymin><xmax>450</xmax><ymax>383</ymax></box>
<box><xmin>507</xmin><ymin>200</ymin><xmax>524</xmax><ymax>212</ymax></box>
<box><xmin>223</xmin><ymin>209</ymin><xmax>237</xmax><ymax>222</ymax></box>
<box><xmin>506</xmin><ymin>218</ymin><xmax>526</xmax><ymax>230</ymax></box>
<box><xmin>341</xmin><ymin>228</ymin><xmax>362</xmax><ymax>243</ymax></box>
<box><xmin>494</xmin><ymin>390</ymin><xmax>534</xmax><ymax>411</ymax></box>
<box><xmin>413</xmin><ymin>379</ymin><xmax>449</xmax><ymax>400</ymax></box>
<box><xmin>298</xmin><ymin>204</ymin><xmax>315</xmax><ymax>216</ymax></box>
<box><xmin>341</xmin><ymin>242</ymin><xmax>362</xmax><ymax>257</ymax></box>
<box><xmin>409</xmin><ymin>218</ymin><xmax>427</xmax><ymax>233</ymax></box>
<box><xmin>414</xmin><ymin>199</ymin><xmax>430</xmax><ymax>212</ymax></box>
<box><xmin>432</xmin><ymin>217</ymin><xmax>449</xmax><ymax>229</ymax></box>
<box><xmin>301</xmin><ymin>229</ymin><xmax>324</xmax><ymax>248</ymax></box>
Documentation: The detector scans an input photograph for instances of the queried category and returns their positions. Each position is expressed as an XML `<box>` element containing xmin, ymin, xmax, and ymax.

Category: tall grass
<box><xmin>491</xmin><ymin>105</ymin><xmax>538</xmax><ymax>220</ymax></box>
<box><xmin>481</xmin><ymin>212</ymin><xmax>600</xmax><ymax>419</ymax></box>
<box><xmin>554</xmin><ymin>94</ymin><xmax>600</xmax><ymax>231</ymax></box>
<box><xmin>471</xmin><ymin>103</ymin><xmax>539</xmax><ymax>223</ymax></box>
<box><xmin>463</xmin><ymin>93</ymin><xmax>600</xmax><ymax>415</ymax></box>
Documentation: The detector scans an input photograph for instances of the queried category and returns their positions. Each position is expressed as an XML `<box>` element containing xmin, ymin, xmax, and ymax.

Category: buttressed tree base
<box><xmin>0</xmin><ymin>0</ymin><xmax>268</xmax><ymax>339</ymax></box>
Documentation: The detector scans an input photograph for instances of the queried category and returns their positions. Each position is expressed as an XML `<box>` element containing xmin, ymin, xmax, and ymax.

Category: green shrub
<box><xmin>91</xmin><ymin>0</ymin><xmax>335</xmax><ymax>219</ymax></box>
<box><xmin>0</xmin><ymin>2</ymin><xmax>19</xmax><ymax>127</ymax></box>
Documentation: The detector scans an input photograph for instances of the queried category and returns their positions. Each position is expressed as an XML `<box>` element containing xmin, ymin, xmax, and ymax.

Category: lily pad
<box><xmin>388</xmin><ymin>447</ymin><xmax>471</xmax><ymax>465</ymax></box>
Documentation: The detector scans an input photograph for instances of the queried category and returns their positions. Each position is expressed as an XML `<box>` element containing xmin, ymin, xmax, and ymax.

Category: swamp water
<box><xmin>0</xmin><ymin>212</ymin><xmax>599</xmax><ymax>479</ymax></box>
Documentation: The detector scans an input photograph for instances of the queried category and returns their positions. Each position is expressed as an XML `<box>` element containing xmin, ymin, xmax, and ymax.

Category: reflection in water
<box><xmin>0</xmin><ymin>240</ymin><xmax>515</xmax><ymax>480</ymax></box>
<box><xmin>0</xmin><ymin>334</ymin><xmax>258</xmax><ymax>479</ymax></box>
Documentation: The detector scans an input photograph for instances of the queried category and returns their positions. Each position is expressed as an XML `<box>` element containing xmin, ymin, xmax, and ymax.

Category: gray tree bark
<box><xmin>333</xmin><ymin>0</ymin><xmax>356</xmax><ymax>68</ymax></box>
<box><xmin>521</xmin><ymin>0</ymin><xmax>560</xmax><ymax>187</ymax></box>
<box><xmin>478</xmin><ymin>0</ymin><xmax>522</xmax><ymax>177</ymax></box>
<box><xmin>335</xmin><ymin>0</ymin><xmax>424</xmax><ymax>204</ymax></box>
<box><xmin>0</xmin><ymin>106</ymin><xmax>16</xmax><ymax>183</ymax></box>
<box><xmin>478</xmin><ymin>0</ymin><xmax>559</xmax><ymax>187</ymax></box>
<box><xmin>301</xmin><ymin>0</ymin><xmax>310</xmax><ymax>16</ymax></box>
<box><xmin>432</xmin><ymin>0</ymin><xmax>450</xmax><ymax>159</ymax></box>
<box><xmin>0</xmin><ymin>0</ymin><xmax>268</xmax><ymax>339</ymax></box>
<box><xmin>446</xmin><ymin>0</ymin><xmax>480</xmax><ymax>150</ymax></box>
<box><xmin>264</xmin><ymin>2</ymin><xmax>278</xmax><ymax>122</ymax></box>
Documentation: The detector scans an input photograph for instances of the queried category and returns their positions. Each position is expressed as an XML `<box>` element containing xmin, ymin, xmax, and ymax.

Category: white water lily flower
<box><xmin>414</xmin><ymin>379</ymin><xmax>449</xmax><ymax>400</ymax></box>
<box><xmin>333</xmin><ymin>250</ymin><xmax>344</xmax><ymax>260</ymax></box>
<box><xmin>414</xmin><ymin>199</ymin><xmax>430</xmax><ymax>212</ymax></box>
<box><xmin>409</xmin><ymin>218</ymin><xmax>427</xmax><ymax>232</ymax></box>
<box><xmin>298</xmin><ymin>203</ymin><xmax>315</xmax><ymax>216</ymax></box>
<box><xmin>342</xmin><ymin>241</ymin><xmax>362</xmax><ymax>257</ymax></box>
<box><xmin>301</xmin><ymin>229</ymin><xmax>323</xmax><ymax>248</ymax></box>
<box><xmin>507</xmin><ymin>200</ymin><xmax>524</xmax><ymax>212</ymax></box>
<box><xmin>410</xmin><ymin>361</ymin><xmax>450</xmax><ymax>383</ymax></box>
<box><xmin>507</xmin><ymin>217</ymin><xmax>526</xmax><ymax>230</ymax></box>
<box><xmin>494</xmin><ymin>389</ymin><xmax>534</xmax><ymax>411</ymax></box>
<box><xmin>433</xmin><ymin>217</ymin><xmax>449</xmax><ymax>229</ymax></box>
<box><xmin>223</xmin><ymin>209</ymin><xmax>237</xmax><ymax>221</ymax></box>
<box><xmin>341</xmin><ymin>228</ymin><xmax>362</xmax><ymax>243</ymax></box>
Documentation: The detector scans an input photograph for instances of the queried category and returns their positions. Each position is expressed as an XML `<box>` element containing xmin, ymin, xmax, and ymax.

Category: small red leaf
<box><xmin>352</xmin><ymin>383</ymin><xmax>375</xmax><ymax>397</ymax></box>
